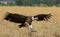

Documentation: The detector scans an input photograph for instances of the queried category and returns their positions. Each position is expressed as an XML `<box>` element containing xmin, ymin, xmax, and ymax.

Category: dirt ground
<box><xmin>0</xmin><ymin>6</ymin><xmax>60</xmax><ymax>37</ymax></box>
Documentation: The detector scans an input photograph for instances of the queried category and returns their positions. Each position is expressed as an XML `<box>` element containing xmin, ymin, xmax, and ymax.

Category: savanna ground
<box><xmin>0</xmin><ymin>6</ymin><xmax>60</xmax><ymax>37</ymax></box>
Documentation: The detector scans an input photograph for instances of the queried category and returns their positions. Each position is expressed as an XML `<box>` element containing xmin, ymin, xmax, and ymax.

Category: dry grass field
<box><xmin>0</xmin><ymin>6</ymin><xmax>60</xmax><ymax>37</ymax></box>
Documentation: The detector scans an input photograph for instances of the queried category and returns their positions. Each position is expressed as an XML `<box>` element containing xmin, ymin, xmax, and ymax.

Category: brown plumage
<box><xmin>4</xmin><ymin>12</ymin><xmax>52</xmax><ymax>28</ymax></box>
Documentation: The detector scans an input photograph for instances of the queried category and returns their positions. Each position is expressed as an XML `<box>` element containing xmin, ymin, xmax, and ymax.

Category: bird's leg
<box><xmin>29</xmin><ymin>25</ymin><xmax>37</xmax><ymax>32</ymax></box>
<box><xmin>25</xmin><ymin>21</ymin><xmax>36</xmax><ymax>32</ymax></box>
<box><xmin>28</xmin><ymin>24</ymin><xmax>33</xmax><ymax>32</ymax></box>
<box><xmin>25</xmin><ymin>22</ymin><xmax>32</xmax><ymax>32</ymax></box>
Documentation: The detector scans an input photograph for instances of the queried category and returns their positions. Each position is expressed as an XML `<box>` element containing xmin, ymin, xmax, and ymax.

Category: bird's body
<box><xmin>4</xmin><ymin>12</ymin><xmax>52</xmax><ymax>32</ymax></box>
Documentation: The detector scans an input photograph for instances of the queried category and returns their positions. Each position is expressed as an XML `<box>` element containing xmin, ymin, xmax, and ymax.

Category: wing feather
<box><xmin>4</xmin><ymin>12</ymin><xmax>27</xmax><ymax>23</ymax></box>
<box><xmin>33</xmin><ymin>14</ymin><xmax>52</xmax><ymax>21</ymax></box>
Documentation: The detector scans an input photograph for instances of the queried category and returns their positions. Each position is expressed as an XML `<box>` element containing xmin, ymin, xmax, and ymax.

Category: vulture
<box><xmin>4</xmin><ymin>12</ymin><xmax>52</xmax><ymax>32</ymax></box>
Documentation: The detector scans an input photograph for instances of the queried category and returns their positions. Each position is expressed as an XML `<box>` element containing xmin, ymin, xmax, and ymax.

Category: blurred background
<box><xmin>0</xmin><ymin>0</ymin><xmax>60</xmax><ymax>6</ymax></box>
<box><xmin>0</xmin><ymin>0</ymin><xmax>60</xmax><ymax>37</ymax></box>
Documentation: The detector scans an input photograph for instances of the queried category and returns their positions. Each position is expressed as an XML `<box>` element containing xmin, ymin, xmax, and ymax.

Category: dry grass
<box><xmin>0</xmin><ymin>6</ymin><xmax>60</xmax><ymax>37</ymax></box>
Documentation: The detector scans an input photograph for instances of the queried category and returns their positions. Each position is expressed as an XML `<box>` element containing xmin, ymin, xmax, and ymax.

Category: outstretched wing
<box><xmin>4</xmin><ymin>12</ymin><xmax>27</xmax><ymax>23</ymax></box>
<box><xmin>33</xmin><ymin>14</ymin><xmax>52</xmax><ymax>21</ymax></box>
